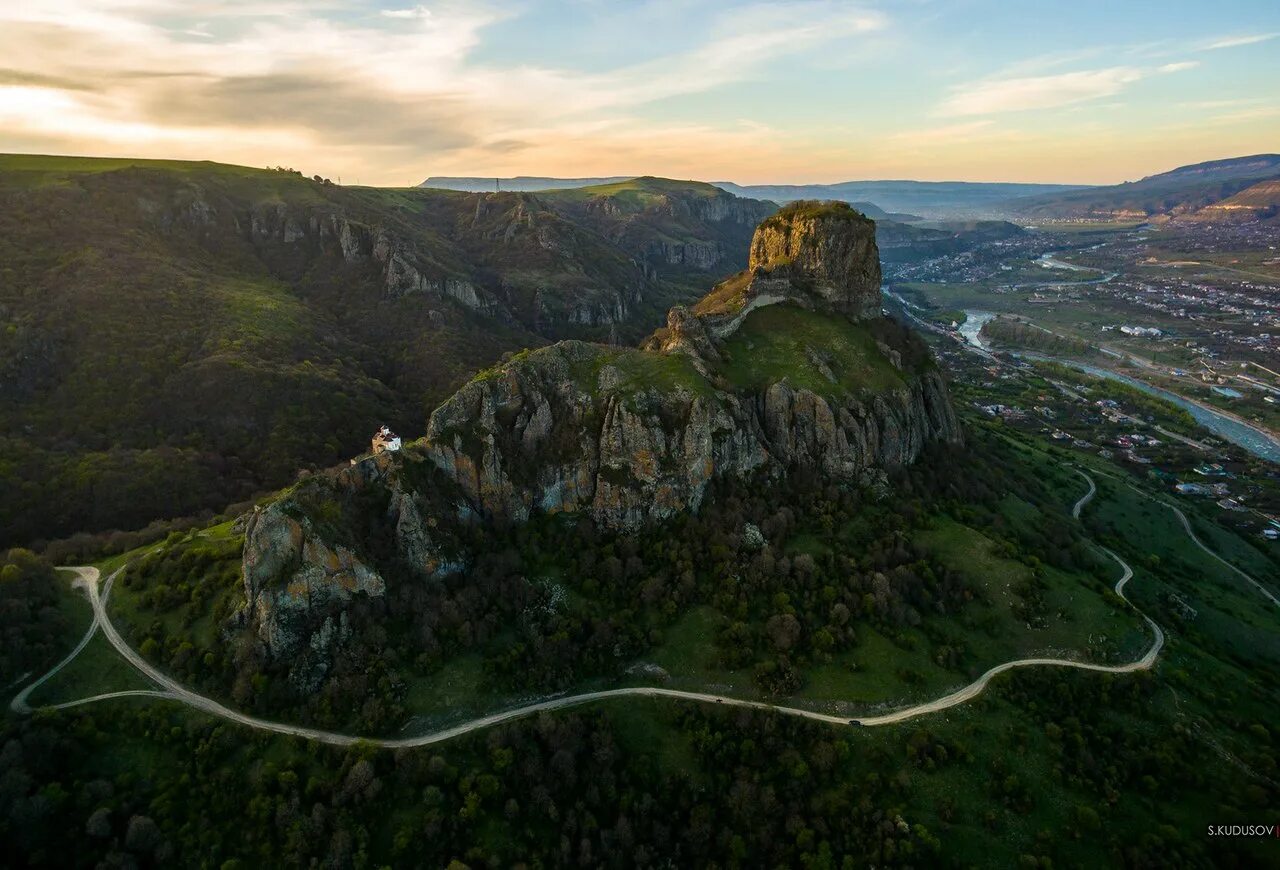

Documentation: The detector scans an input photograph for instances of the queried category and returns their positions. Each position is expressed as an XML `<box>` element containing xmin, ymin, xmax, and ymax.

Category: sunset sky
<box><xmin>1</xmin><ymin>0</ymin><xmax>1277</xmax><ymax>186</ymax></box>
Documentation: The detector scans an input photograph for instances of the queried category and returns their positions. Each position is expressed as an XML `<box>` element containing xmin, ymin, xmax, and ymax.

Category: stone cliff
<box><xmin>234</xmin><ymin>201</ymin><xmax>962</xmax><ymax>687</ymax></box>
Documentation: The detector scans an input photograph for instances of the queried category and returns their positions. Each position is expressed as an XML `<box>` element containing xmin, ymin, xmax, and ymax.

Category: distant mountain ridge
<box><xmin>1012</xmin><ymin>154</ymin><xmax>1280</xmax><ymax>221</ymax></box>
<box><xmin>711</xmin><ymin>180</ymin><xmax>1086</xmax><ymax>219</ymax></box>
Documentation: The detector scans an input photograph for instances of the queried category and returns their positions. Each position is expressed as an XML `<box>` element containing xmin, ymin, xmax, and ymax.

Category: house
<box><xmin>372</xmin><ymin>425</ymin><xmax>402</xmax><ymax>454</ymax></box>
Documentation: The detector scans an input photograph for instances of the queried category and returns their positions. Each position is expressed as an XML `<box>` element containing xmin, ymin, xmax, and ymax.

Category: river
<box><xmin>957</xmin><ymin>310</ymin><xmax>995</xmax><ymax>349</ymax></box>
<box><xmin>958</xmin><ymin>309</ymin><xmax>1280</xmax><ymax>463</ymax></box>
<box><xmin>1024</xmin><ymin>252</ymin><xmax>1118</xmax><ymax>287</ymax></box>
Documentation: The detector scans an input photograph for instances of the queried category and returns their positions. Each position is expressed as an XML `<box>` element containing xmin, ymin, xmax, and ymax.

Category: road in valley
<box><xmin>13</xmin><ymin>472</ymin><xmax>1181</xmax><ymax>747</ymax></box>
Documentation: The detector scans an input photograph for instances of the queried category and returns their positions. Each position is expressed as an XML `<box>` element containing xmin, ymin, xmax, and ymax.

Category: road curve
<box><xmin>10</xmin><ymin>567</ymin><xmax>105</xmax><ymax>714</ymax></box>
<box><xmin>47</xmin><ymin>689</ymin><xmax>176</xmax><ymax>710</ymax></box>
<box><xmin>13</xmin><ymin>472</ymin><xmax>1165</xmax><ymax>747</ymax></box>
<box><xmin>1072</xmin><ymin>469</ymin><xmax>1097</xmax><ymax>519</ymax></box>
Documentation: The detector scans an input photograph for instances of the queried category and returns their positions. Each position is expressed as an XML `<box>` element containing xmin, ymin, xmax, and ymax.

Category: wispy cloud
<box><xmin>1203</xmin><ymin>32</ymin><xmax>1277</xmax><ymax>50</ymax></box>
<box><xmin>941</xmin><ymin>60</ymin><xmax>1198</xmax><ymax>117</ymax></box>
<box><xmin>381</xmin><ymin>5</ymin><xmax>432</xmax><ymax>20</ymax></box>
<box><xmin>941</xmin><ymin>67</ymin><xmax>1145</xmax><ymax>116</ymax></box>
<box><xmin>1210</xmin><ymin>105</ymin><xmax>1280</xmax><ymax>125</ymax></box>
<box><xmin>889</xmin><ymin>120</ymin><xmax>996</xmax><ymax>147</ymax></box>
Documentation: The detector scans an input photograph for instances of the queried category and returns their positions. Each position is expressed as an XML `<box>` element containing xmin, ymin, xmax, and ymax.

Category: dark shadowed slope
<box><xmin>0</xmin><ymin>156</ymin><xmax>773</xmax><ymax>546</ymax></box>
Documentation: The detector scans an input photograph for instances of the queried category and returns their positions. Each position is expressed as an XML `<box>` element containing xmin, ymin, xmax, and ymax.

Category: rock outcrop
<box><xmin>234</xmin><ymin>200</ymin><xmax>962</xmax><ymax>683</ymax></box>
<box><xmin>234</xmin><ymin>451</ymin><xmax>465</xmax><ymax>690</ymax></box>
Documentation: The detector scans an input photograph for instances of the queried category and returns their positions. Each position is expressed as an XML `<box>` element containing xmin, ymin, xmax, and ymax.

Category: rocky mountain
<box><xmin>0</xmin><ymin>156</ymin><xmax>773</xmax><ymax>546</ymax></box>
<box><xmin>1011</xmin><ymin>154</ymin><xmax>1280</xmax><ymax>221</ymax></box>
<box><xmin>235</xmin><ymin>201</ymin><xmax>961</xmax><ymax>687</ymax></box>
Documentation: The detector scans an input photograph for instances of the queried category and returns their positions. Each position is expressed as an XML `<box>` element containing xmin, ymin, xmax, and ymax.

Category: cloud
<box><xmin>941</xmin><ymin>59</ymin><xmax>1199</xmax><ymax>117</ymax></box>
<box><xmin>0</xmin><ymin>67</ymin><xmax>98</xmax><ymax>91</ymax></box>
<box><xmin>0</xmin><ymin>0</ymin><xmax>890</xmax><ymax>183</ymax></box>
<box><xmin>1203</xmin><ymin>32</ymin><xmax>1277</xmax><ymax>50</ymax></box>
<box><xmin>380</xmin><ymin>5</ymin><xmax>431</xmax><ymax>20</ymax></box>
<box><xmin>941</xmin><ymin>67</ymin><xmax>1146</xmax><ymax>116</ymax></box>
<box><xmin>1210</xmin><ymin>105</ymin><xmax>1280</xmax><ymax>125</ymax></box>
<box><xmin>1178</xmin><ymin>98</ymin><xmax>1260</xmax><ymax>110</ymax></box>
<box><xmin>138</xmin><ymin>72</ymin><xmax>478</xmax><ymax>149</ymax></box>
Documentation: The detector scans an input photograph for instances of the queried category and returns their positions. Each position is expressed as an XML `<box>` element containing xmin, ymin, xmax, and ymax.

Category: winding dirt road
<box><xmin>1090</xmin><ymin>467</ymin><xmax>1279</xmax><ymax>609</ymax></box>
<box><xmin>13</xmin><ymin>472</ymin><xmax>1169</xmax><ymax>747</ymax></box>
<box><xmin>1153</xmin><ymin>493</ymin><xmax>1280</xmax><ymax>608</ymax></box>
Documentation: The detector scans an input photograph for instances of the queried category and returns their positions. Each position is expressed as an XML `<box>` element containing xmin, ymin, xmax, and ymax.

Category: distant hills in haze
<box><xmin>1179</xmin><ymin>177</ymin><xmax>1280</xmax><ymax>224</ymax></box>
<box><xmin>423</xmin><ymin>175</ymin><xmax>634</xmax><ymax>192</ymax></box>
<box><xmin>423</xmin><ymin>154</ymin><xmax>1280</xmax><ymax>224</ymax></box>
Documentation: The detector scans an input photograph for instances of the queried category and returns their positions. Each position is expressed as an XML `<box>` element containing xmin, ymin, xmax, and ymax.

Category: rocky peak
<box><xmin>746</xmin><ymin>201</ymin><xmax>882</xmax><ymax>318</ymax></box>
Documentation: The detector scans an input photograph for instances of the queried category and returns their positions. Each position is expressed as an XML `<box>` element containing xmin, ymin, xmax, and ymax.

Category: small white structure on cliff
<box><xmin>372</xmin><ymin>425</ymin><xmax>402</xmax><ymax>454</ymax></box>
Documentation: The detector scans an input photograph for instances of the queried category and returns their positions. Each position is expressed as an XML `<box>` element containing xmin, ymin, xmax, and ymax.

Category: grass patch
<box><xmin>27</xmin><ymin>632</ymin><xmax>155</xmax><ymax>707</ymax></box>
<box><xmin>717</xmin><ymin>305</ymin><xmax>905</xmax><ymax>397</ymax></box>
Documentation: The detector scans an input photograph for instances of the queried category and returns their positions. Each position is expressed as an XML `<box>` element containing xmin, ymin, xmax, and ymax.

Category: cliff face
<box><xmin>234</xmin><ymin>201</ymin><xmax>961</xmax><ymax>687</ymax></box>
<box><xmin>234</xmin><ymin>450</ymin><xmax>467</xmax><ymax>689</ymax></box>
<box><xmin>422</xmin><ymin>341</ymin><xmax>957</xmax><ymax>532</ymax></box>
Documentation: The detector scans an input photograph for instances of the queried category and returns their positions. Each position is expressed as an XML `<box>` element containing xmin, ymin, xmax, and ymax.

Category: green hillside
<box><xmin>0</xmin><ymin>155</ymin><xmax>772</xmax><ymax>547</ymax></box>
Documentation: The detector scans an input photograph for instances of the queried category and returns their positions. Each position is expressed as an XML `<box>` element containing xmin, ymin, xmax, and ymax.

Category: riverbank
<box><xmin>957</xmin><ymin>309</ymin><xmax>1280</xmax><ymax>463</ymax></box>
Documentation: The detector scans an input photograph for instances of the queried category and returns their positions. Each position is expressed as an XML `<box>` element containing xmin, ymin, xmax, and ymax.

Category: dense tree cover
<box><xmin>980</xmin><ymin>318</ymin><xmax>1099</xmax><ymax>358</ymax></box>
<box><xmin>1030</xmin><ymin>361</ymin><xmax>1199</xmax><ymax>432</ymax></box>
<box><xmin>0</xmin><ymin>549</ymin><xmax>72</xmax><ymax>684</ymax></box>
<box><xmin>3</xmin><ymin>660</ymin><xmax>1274</xmax><ymax>868</ymax></box>
<box><xmin>0</xmin><ymin>702</ymin><xmax>941</xmax><ymax>869</ymax></box>
<box><xmin>117</xmin><ymin>427</ymin><xmax>1104</xmax><ymax>734</ymax></box>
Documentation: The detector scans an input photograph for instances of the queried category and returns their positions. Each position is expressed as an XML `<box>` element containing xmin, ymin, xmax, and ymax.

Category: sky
<box><xmin>0</xmin><ymin>0</ymin><xmax>1277</xmax><ymax>186</ymax></box>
